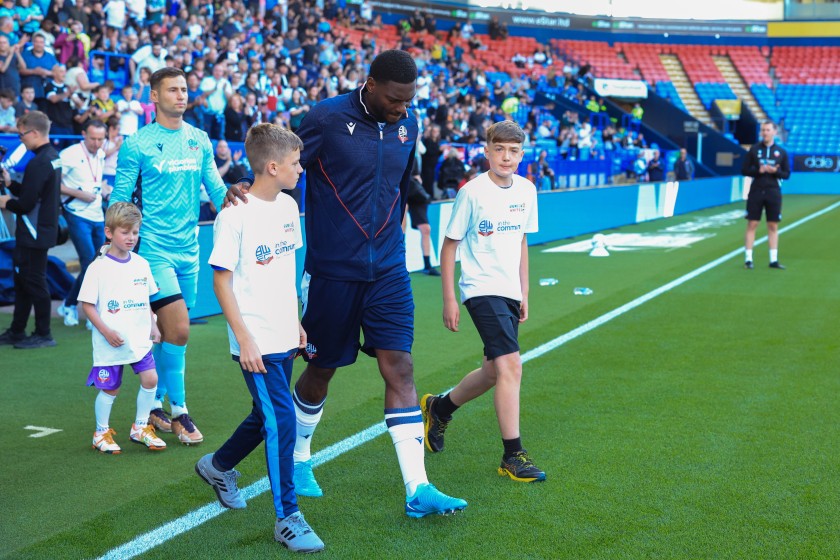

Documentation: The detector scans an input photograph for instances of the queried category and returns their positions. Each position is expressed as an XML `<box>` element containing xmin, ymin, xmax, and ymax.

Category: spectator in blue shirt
<box><xmin>20</xmin><ymin>34</ymin><xmax>58</xmax><ymax>109</ymax></box>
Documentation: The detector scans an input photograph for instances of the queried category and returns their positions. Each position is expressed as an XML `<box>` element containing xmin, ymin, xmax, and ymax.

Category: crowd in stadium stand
<box><xmin>0</xmin><ymin>0</ymin><xmax>677</xmax><ymax>200</ymax></box>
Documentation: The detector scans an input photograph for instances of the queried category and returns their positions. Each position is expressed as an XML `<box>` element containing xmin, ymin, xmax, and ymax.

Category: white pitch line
<box><xmin>97</xmin><ymin>199</ymin><xmax>840</xmax><ymax>560</ymax></box>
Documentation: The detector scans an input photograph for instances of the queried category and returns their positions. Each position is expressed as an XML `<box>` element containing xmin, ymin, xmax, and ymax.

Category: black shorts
<box><xmin>746</xmin><ymin>188</ymin><xmax>782</xmax><ymax>222</ymax></box>
<box><xmin>464</xmin><ymin>296</ymin><xmax>520</xmax><ymax>360</ymax></box>
<box><xmin>407</xmin><ymin>203</ymin><xmax>429</xmax><ymax>229</ymax></box>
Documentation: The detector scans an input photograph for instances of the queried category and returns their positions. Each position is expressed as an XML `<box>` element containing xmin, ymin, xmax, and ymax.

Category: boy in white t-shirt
<box><xmin>79</xmin><ymin>202</ymin><xmax>166</xmax><ymax>454</ymax></box>
<box><xmin>195</xmin><ymin>124</ymin><xmax>324</xmax><ymax>553</ymax></box>
<box><xmin>421</xmin><ymin>120</ymin><xmax>545</xmax><ymax>483</ymax></box>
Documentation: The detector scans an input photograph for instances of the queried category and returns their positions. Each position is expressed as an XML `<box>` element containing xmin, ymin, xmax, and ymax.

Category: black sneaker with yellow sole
<box><xmin>498</xmin><ymin>450</ymin><xmax>546</xmax><ymax>483</ymax></box>
<box><xmin>420</xmin><ymin>394</ymin><xmax>450</xmax><ymax>453</ymax></box>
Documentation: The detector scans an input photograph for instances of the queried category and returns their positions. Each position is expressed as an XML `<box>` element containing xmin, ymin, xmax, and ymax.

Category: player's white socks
<box><xmin>769</xmin><ymin>249</ymin><xmax>778</xmax><ymax>262</ymax></box>
<box><xmin>95</xmin><ymin>391</ymin><xmax>116</xmax><ymax>433</ymax></box>
<box><xmin>135</xmin><ymin>386</ymin><xmax>156</xmax><ymax>428</ymax></box>
<box><xmin>385</xmin><ymin>407</ymin><xmax>429</xmax><ymax>497</ymax></box>
<box><xmin>292</xmin><ymin>388</ymin><xmax>324</xmax><ymax>463</ymax></box>
<box><xmin>745</xmin><ymin>249</ymin><xmax>753</xmax><ymax>262</ymax></box>
<box><xmin>171</xmin><ymin>404</ymin><xmax>188</xmax><ymax>417</ymax></box>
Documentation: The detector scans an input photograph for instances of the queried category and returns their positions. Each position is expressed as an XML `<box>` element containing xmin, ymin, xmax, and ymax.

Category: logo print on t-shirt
<box><xmin>478</xmin><ymin>219</ymin><xmax>494</xmax><ymax>236</ymax></box>
<box><xmin>255</xmin><ymin>244</ymin><xmax>274</xmax><ymax>265</ymax></box>
<box><xmin>188</xmin><ymin>139</ymin><xmax>200</xmax><ymax>151</ymax></box>
<box><xmin>346</xmin><ymin>122</ymin><xmax>356</xmax><ymax>135</ymax></box>
<box><xmin>398</xmin><ymin>125</ymin><xmax>408</xmax><ymax>143</ymax></box>
<box><xmin>156</xmin><ymin>143</ymin><xmax>163</xmax><ymax>152</ymax></box>
<box><xmin>107</xmin><ymin>299</ymin><xmax>120</xmax><ymax>314</ymax></box>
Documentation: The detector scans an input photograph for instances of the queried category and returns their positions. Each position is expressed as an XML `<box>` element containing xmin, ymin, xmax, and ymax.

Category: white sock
<box><xmin>152</xmin><ymin>400</ymin><xmax>164</xmax><ymax>410</ymax></box>
<box><xmin>769</xmin><ymin>249</ymin><xmax>778</xmax><ymax>262</ymax></box>
<box><xmin>745</xmin><ymin>249</ymin><xmax>753</xmax><ymax>262</ymax></box>
<box><xmin>135</xmin><ymin>386</ymin><xmax>156</xmax><ymax>428</ymax></box>
<box><xmin>95</xmin><ymin>391</ymin><xmax>117</xmax><ymax>433</ymax></box>
<box><xmin>171</xmin><ymin>404</ymin><xmax>188</xmax><ymax>417</ymax></box>
<box><xmin>292</xmin><ymin>389</ymin><xmax>324</xmax><ymax>463</ymax></box>
<box><xmin>385</xmin><ymin>407</ymin><xmax>428</xmax><ymax>496</ymax></box>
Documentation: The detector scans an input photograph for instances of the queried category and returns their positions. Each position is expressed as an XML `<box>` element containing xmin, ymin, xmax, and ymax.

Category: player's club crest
<box><xmin>255</xmin><ymin>244</ymin><xmax>274</xmax><ymax>265</ymax></box>
<box><xmin>478</xmin><ymin>219</ymin><xmax>494</xmax><ymax>237</ymax></box>
<box><xmin>398</xmin><ymin>125</ymin><xmax>408</xmax><ymax>143</ymax></box>
<box><xmin>107</xmin><ymin>300</ymin><xmax>120</xmax><ymax>314</ymax></box>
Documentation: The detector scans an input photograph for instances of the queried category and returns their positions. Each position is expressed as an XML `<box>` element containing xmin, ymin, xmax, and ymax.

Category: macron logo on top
<box><xmin>346</xmin><ymin>122</ymin><xmax>356</xmax><ymax>135</ymax></box>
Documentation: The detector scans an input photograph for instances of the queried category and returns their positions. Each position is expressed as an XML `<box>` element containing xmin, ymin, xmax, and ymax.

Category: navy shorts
<box><xmin>464</xmin><ymin>296</ymin><xmax>521</xmax><ymax>360</ymax></box>
<box><xmin>746</xmin><ymin>187</ymin><xmax>782</xmax><ymax>222</ymax></box>
<box><xmin>301</xmin><ymin>270</ymin><xmax>415</xmax><ymax>368</ymax></box>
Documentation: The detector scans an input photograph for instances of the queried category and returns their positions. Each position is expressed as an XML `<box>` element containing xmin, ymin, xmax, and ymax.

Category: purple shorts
<box><xmin>86</xmin><ymin>350</ymin><xmax>156</xmax><ymax>390</ymax></box>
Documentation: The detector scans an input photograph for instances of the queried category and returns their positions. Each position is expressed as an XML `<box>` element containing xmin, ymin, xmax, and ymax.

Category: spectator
<box><xmin>420</xmin><ymin>124</ymin><xmax>442</xmax><ymax>199</ymax></box>
<box><xmin>64</xmin><ymin>55</ymin><xmax>97</xmax><ymax>95</ymax></box>
<box><xmin>16</xmin><ymin>0</ymin><xmax>44</xmax><ymax>35</ymax></box>
<box><xmin>0</xmin><ymin>111</ymin><xmax>62</xmax><ymax>349</ymax></box>
<box><xmin>631</xmin><ymin>102</ymin><xmax>644</xmax><ymax>122</ymax></box>
<box><xmin>183</xmin><ymin>71</ymin><xmax>206</xmax><ymax>128</ymax></box>
<box><xmin>0</xmin><ymin>33</ymin><xmax>21</xmax><ymax>96</ymax></box>
<box><xmin>438</xmin><ymin>149</ymin><xmax>466</xmax><ymax>199</ymax></box>
<box><xmin>633</xmin><ymin>151</ymin><xmax>647</xmax><ymax>181</ymax></box>
<box><xmin>200</xmin><ymin>60</ymin><xmax>232</xmax><ymax>139</ymax></box>
<box><xmin>536</xmin><ymin>149</ymin><xmax>555</xmax><ymax>190</ymax></box>
<box><xmin>131</xmin><ymin>38</ymin><xmax>166</xmax><ymax>83</ymax></box>
<box><xmin>646</xmin><ymin>149</ymin><xmax>664</xmax><ymax>182</ymax></box>
<box><xmin>116</xmin><ymin>83</ymin><xmax>142</xmax><ymax>136</ymax></box>
<box><xmin>0</xmin><ymin>15</ymin><xmax>16</xmax><ymax>45</ymax></box>
<box><xmin>0</xmin><ymin>87</ymin><xmax>14</xmax><ymax>132</ymax></box>
<box><xmin>14</xmin><ymin>83</ymin><xmax>36</xmax><ymax>116</ymax></box>
<box><xmin>674</xmin><ymin>148</ymin><xmax>695</xmax><ymax>181</ymax></box>
<box><xmin>101</xmin><ymin>115</ymin><xmax>120</xmax><ymax>198</ymax></box>
<box><xmin>286</xmin><ymin>88</ymin><xmax>309</xmax><ymax>132</ymax></box>
<box><xmin>90</xmin><ymin>82</ymin><xmax>116</xmax><ymax>121</ymax></box>
<box><xmin>54</xmin><ymin>19</ymin><xmax>87</xmax><ymax>66</ymax></box>
<box><xmin>214</xmin><ymin>138</ymin><xmax>247</xmax><ymax>185</ymax></box>
<box><xmin>20</xmin><ymin>33</ymin><xmax>58</xmax><ymax>110</ymax></box>
<box><xmin>223</xmin><ymin>92</ymin><xmax>247</xmax><ymax>142</ymax></box>
<box><xmin>44</xmin><ymin>64</ymin><xmax>75</xmax><ymax>139</ymax></box>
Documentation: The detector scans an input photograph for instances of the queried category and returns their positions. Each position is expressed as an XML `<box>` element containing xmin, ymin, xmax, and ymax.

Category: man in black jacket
<box><xmin>0</xmin><ymin>111</ymin><xmax>62</xmax><ymax>348</ymax></box>
<box><xmin>741</xmin><ymin>121</ymin><xmax>790</xmax><ymax>270</ymax></box>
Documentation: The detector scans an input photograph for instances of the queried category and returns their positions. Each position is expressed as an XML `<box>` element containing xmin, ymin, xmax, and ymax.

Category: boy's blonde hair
<box><xmin>486</xmin><ymin>120</ymin><xmax>525</xmax><ymax>145</ymax></box>
<box><xmin>245</xmin><ymin>123</ymin><xmax>303</xmax><ymax>175</ymax></box>
<box><xmin>105</xmin><ymin>202</ymin><xmax>142</xmax><ymax>232</ymax></box>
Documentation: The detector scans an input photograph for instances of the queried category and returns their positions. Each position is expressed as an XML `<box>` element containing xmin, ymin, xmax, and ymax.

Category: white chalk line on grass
<box><xmin>97</xmin><ymin>199</ymin><xmax>840</xmax><ymax>560</ymax></box>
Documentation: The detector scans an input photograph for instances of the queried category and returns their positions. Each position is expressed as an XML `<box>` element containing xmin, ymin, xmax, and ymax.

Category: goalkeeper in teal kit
<box><xmin>111</xmin><ymin>67</ymin><xmax>228</xmax><ymax>444</ymax></box>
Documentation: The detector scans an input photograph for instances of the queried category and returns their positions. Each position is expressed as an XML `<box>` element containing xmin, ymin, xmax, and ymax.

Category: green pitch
<box><xmin>2</xmin><ymin>195</ymin><xmax>839</xmax><ymax>559</ymax></box>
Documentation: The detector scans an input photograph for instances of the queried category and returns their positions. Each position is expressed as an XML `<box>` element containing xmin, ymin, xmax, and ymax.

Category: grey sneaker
<box><xmin>274</xmin><ymin>511</ymin><xmax>325</xmax><ymax>553</ymax></box>
<box><xmin>195</xmin><ymin>453</ymin><xmax>246</xmax><ymax>509</ymax></box>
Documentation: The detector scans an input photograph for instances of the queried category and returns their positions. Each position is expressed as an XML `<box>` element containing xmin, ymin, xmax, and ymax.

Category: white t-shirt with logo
<box><xmin>445</xmin><ymin>172</ymin><xmax>539</xmax><ymax>303</ymax></box>
<box><xmin>78</xmin><ymin>253</ymin><xmax>159</xmax><ymax>366</ymax></box>
<box><xmin>209</xmin><ymin>192</ymin><xmax>303</xmax><ymax>357</ymax></box>
<box><xmin>60</xmin><ymin>142</ymin><xmax>105</xmax><ymax>223</ymax></box>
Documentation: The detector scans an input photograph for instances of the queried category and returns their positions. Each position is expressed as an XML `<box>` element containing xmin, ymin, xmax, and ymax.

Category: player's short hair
<box><xmin>245</xmin><ymin>123</ymin><xmax>303</xmax><ymax>175</ymax></box>
<box><xmin>150</xmin><ymin>67</ymin><xmax>186</xmax><ymax>92</ymax></box>
<box><xmin>486</xmin><ymin>120</ymin><xmax>525</xmax><ymax>145</ymax></box>
<box><xmin>18</xmin><ymin>110</ymin><xmax>50</xmax><ymax>135</ymax></box>
<box><xmin>762</xmin><ymin>120</ymin><xmax>777</xmax><ymax>129</ymax></box>
<box><xmin>369</xmin><ymin>49</ymin><xmax>417</xmax><ymax>84</ymax></box>
<box><xmin>82</xmin><ymin>119</ymin><xmax>106</xmax><ymax>133</ymax></box>
<box><xmin>105</xmin><ymin>202</ymin><xmax>142</xmax><ymax>232</ymax></box>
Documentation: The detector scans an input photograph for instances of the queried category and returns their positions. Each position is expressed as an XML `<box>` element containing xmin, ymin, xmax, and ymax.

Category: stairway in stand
<box><xmin>660</xmin><ymin>54</ymin><xmax>714</xmax><ymax>127</ymax></box>
<box><xmin>713</xmin><ymin>55</ymin><xmax>768</xmax><ymax>122</ymax></box>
